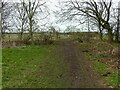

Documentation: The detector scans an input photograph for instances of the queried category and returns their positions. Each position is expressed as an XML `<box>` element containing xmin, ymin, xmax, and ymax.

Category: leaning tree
<box><xmin>56</xmin><ymin>0</ymin><xmax>114</xmax><ymax>42</ymax></box>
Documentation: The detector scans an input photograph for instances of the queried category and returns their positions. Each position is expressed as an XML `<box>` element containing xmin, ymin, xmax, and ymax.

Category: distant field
<box><xmin>2</xmin><ymin>33</ymin><xmax>120</xmax><ymax>42</ymax></box>
<box><xmin>2</xmin><ymin>33</ymin><xmax>71</xmax><ymax>42</ymax></box>
<box><xmin>2</xmin><ymin>33</ymin><xmax>41</xmax><ymax>42</ymax></box>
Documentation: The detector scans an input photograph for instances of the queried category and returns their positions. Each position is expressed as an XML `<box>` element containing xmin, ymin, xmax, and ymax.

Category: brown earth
<box><xmin>58</xmin><ymin>40</ymin><xmax>107</xmax><ymax>88</ymax></box>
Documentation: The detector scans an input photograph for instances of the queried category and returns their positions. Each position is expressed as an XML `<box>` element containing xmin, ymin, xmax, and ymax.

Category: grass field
<box><xmin>2</xmin><ymin>45</ymin><xmax>70</xmax><ymax>88</ymax></box>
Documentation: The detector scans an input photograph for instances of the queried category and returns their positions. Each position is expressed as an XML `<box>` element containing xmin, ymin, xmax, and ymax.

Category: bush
<box><xmin>42</xmin><ymin>34</ymin><xmax>53</xmax><ymax>44</ymax></box>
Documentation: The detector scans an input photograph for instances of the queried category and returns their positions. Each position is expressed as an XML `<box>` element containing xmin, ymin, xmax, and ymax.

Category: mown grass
<box><xmin>79</xmin><ymin>42</ymin><xmax>119</xmax><ymax>88</ymax></box>
<box><xmin>2</xmin><ymin>45</ymin><xmax>70</xmax><ymax>88</ymax></box>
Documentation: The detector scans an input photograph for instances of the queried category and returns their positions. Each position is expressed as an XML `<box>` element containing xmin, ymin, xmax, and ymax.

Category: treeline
<box><xmin>1</xmin><ymin>0</ymin><xmax>120</xmax><ymax>44</ymax></box>
<box><xmin>1</xmin><ymin>0</ymin><xmax>59</xmax><ymax>44</ymax></box>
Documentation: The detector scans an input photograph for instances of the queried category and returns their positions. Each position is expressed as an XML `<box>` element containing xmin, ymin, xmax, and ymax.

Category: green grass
<box><xmin>93</xmin><ymin>60</ymin><xmax>108</xmax><ymax>74</ymax></box>
<box><xmin>2</xmin><ymin>45</ymin><xmax>70</xmax><ymax>88</ymax></box>
<box><xmin>107</xmin><ymin>72</ymin><xmax>118</xmax><ymax>86</ymax></box>
<box><xmin>79</xmin><ymin>42</ymin><xmax>119</xmax><ymax>88</ymax></box>
<box><xmin>91</xmin><ymin>55</ymin><xmax>118</xmax><ymax>87</ymax></box>
<box><xmin>93</xmin><ymin>61</ymin><xmax>118</xmax><ymax>86</ymax></box>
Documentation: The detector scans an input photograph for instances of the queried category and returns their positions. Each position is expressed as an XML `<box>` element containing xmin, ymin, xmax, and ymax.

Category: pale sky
<box><xmin>4</xmin><ymin>0</ymin><xmax>120</xmax><ymax>32</ymax></box>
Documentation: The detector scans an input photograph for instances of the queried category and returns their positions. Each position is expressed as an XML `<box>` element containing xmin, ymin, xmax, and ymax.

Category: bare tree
<box><xmin>110</xmin><ymin>2</ymin><xmax>120</xmax><ymax>42</ymax></box>
<box><xmin>12</xmin><ymin>3</ymin><xmax>28</xmax><ymax>41</ymax></box>
<box><xmin>115</xmin><ymin>2</ymin><xmax>120</xmax><ymax>42</ymax></box>
<box><xmin>75</xmin><ymin>0</ymin><xmax>113</xmax><ymax>42</ymax></box>
<box><xmin>57</xmin><ymin>0</ymin><xmax>113</xmax><ymax>42</ymax></box>
<box><xmin>22</xmin><ymin>0</ymin><xmax>46</xmax><ymax>44</ymax></box>
<box><xmin>116</xmin><ymin>8</ymin><xmax>120</xmax><ymax>42</ymax></box>
<box><xmin>1</xmin><ymin>1</ymin><xmax>12</xmax><ymax>39</ymax></box>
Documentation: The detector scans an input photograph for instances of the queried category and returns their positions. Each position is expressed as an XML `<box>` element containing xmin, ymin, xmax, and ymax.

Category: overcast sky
<box><xmin>47</xmin><ymin>0</ymin><xmax>120</xmax><ymax>31</ymax></box>
<box><xmin>4</xmin><ymin>0</ymin><xmax>120</xmax><ymax>32</ymax></box>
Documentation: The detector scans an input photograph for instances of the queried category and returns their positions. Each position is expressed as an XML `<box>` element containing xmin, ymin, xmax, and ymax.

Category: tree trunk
<box><xmin>20</xmin><ymin>26</ymin><xmax>23</xmax><ymax>41</ymax></box>
<box><xmin>29</xmin><ymin>19</ymin><xmax>33</xmax><ymax>44</ymax></box>
<box><xmin>19</xmin><ymin>32</ymin><xmax>23</xmax><ymax>41</ymax></box>
<box><xmin>108</xmin><ymin>28</ymin><xmax>113</xmax><ymax>43</ymax></box>
<box><xmin>104</xmin><ymin>23</ymin><xmax>113</xmax><ymax>43</ymax></box>
<box><xmin>115</xmin><ymin>28</ymin><xmax>119</xmax><ymax>42</ymax></box>
<box><xmin>99</xmin><ymin>25</ymin><xmax>103</xmax><ymax>40</ymax></box>
<box><xmin>100</xmin><ymin>31</ymin><xmax>103</xmax><ymax>40</ymax></box>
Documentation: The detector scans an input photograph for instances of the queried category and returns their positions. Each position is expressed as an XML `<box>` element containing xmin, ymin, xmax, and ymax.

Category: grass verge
<box><xmin>79</xmin><ymin>42</ymin><xmax>119</xmax><ymax>88</ymax></box>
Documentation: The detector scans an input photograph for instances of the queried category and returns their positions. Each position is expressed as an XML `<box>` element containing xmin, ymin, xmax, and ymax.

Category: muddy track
<box><xmin>58</xmin><ymin>40</ymin><xmax>107</xmax><ymax>88</ymax></box>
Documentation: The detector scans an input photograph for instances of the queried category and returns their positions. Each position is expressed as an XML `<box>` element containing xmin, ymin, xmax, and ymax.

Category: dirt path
<box><xmin>58</xmin><ymin>40</ymin><xmax>107</xmax><ymax>88</ymax></box>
